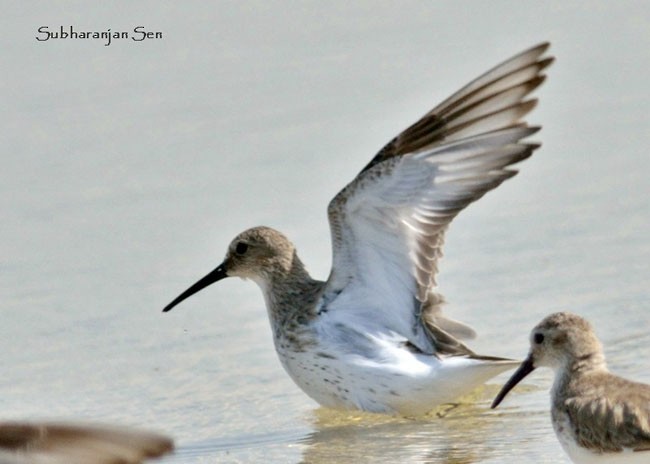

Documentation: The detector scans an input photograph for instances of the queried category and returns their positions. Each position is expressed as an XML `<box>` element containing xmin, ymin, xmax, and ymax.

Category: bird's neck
<box><xmin>568</xmin><ymin>351</ymin><xmax>608</xmax><ymax>376</ymax></box>
<box><xmin>552</xmin><ymin>351</ymin><xmax>608</xmax><ymax>400</ymax></box>
<box><xmin>253</xmin><ymin>256</ymin><xmax>324</xmax><ymax>335</ymax></box>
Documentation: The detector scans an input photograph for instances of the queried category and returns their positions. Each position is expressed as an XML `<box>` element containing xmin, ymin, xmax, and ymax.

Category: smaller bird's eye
<box><xmin>235</xmin><ymin>242</ymin><xmax>249</xmax><ymax>255</ymax></box>
<box><xmin>534</xmin><ymin>333</ymin><xmax>545</xmax><ymax>344</ymax></box>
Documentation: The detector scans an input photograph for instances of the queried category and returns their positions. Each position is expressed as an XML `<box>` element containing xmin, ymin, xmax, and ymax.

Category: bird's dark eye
<box><xmin>534</xmin><ymin>333</ymin><xmax>545</xmax><ymax>344</ymax></box>
<box><xmin>235</xmin><ymin>242</ymin><xmax>248</xmax><ymax>255</ymax></box>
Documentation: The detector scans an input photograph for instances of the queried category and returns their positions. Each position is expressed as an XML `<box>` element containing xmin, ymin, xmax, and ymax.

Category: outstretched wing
<box><xmin>323</xmin><ymin>43</ymin><xmax>552</xmax><ymax>355</ymax></box>
<box><xmin>0</xmin><ymin>422</ymin><xmax>173</xmax><ymax>464</ymax></box>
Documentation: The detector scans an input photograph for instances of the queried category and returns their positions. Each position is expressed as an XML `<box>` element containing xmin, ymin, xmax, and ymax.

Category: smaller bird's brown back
<box><xmin>557</xmin><ymin>371</ymin><xmax>650</xmax><ymax>453</ymax></box>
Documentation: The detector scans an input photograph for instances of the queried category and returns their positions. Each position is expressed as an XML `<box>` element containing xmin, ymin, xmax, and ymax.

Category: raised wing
<box><xmin>0</xmin><ymin>422</ymin><xmax>173</xmax><ymax>464</ymax></box>
<box><xmin>324</xmin><ymin>43</ymin><xmax>552</xmax><ymax>354</ymax></box>
<box><xmin>362</xmin><ymin>43</ymin><xmax>553</xmax><ymax>172</ymax></box>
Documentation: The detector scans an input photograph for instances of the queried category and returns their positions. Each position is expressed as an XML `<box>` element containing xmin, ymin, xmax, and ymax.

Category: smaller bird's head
<box><xmin>162</xmin><ymin>226</ymin><xmax>298</xmax><ymax>313</ymax></box>
<box><xmin>525</xmin><ymin>312</ymin><xmax>602</xmax><ymax>369</ymax></box>
<box><xmin>491</xmin><ymin>312</ymin><xmax>604</xmax><ymax>408</ymax></box>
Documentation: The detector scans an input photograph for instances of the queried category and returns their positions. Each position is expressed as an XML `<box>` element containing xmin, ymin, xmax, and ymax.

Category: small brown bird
<box><xmin>0</xmin><ymin>421</ymin><xmax>173</xmax><ymax>464</ymax></box>
<box><xmin>492</xmin><ymin>312</ymin><xmax>650</xmax><ymax>463</ymax></box>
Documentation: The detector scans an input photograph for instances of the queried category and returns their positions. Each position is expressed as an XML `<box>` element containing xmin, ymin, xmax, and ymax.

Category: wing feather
<box><xmin>323</xmin><ymin>44</ymin><xmax>552</xmax><ymax>354</ymax></box>
<box><xmin>563</xmin><ymin>376</ymin><xmax>650</xmax><ymax>453</ymax></box>
<box><xmin>362</xmin><ymin>42</ymin><xmax>553</xmax><ymax>172</ymax></box>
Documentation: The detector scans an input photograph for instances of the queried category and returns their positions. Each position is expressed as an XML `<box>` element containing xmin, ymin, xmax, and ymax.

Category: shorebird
<box><xmin>163</xmin><ymin>43</ymin><xmax>553</xmax><ymax>415</ymax></box>
<box><xmin>491</xmin><ymin>312</ymin><xmax>650</xmax><ymax>463</ymax></box>
<box><xmin>0</xmin><ymin>421</ymin><xmax>173</xmax><ymax>464</ymax></box>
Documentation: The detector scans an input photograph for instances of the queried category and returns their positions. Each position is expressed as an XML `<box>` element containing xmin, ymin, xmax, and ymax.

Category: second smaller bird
<box><xmin>492</xmin><ymin>312</ymin><xmax>650</xmax><ymax>463</ymax></box>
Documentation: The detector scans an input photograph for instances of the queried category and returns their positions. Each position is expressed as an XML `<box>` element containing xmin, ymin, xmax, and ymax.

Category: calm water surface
<box><xmin>2</xmin><ymin>2</ymin><xmax>649</xmax><ymax>463</ymax></box>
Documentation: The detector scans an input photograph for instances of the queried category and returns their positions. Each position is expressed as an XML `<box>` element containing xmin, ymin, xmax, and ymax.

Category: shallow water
<box><xmin>2</xmin><ymin>2</ymin><xmax>649</xmax><ymax>463</ymax></box>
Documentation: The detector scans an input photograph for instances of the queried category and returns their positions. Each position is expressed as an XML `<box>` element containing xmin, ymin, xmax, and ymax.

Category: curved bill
<box><xmin>162</xmin><ymin>263</ymin><xmax>228</xmax><ymax>312</ymax></box>
<box><xmin>491</xmin><ymin>356</ymin><xmax>535</xmax><ymax>409</ymax></box>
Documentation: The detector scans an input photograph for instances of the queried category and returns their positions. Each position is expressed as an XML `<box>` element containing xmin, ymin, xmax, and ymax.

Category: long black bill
<box><xmin>491</xmin><ymin>356</ymin><xmax>536</xmax><ymax>409</ymax></box>
<box><xmin>162</xmin><ymin>263</ymin><xmax>228</xmax><ymax>313</ymax></box>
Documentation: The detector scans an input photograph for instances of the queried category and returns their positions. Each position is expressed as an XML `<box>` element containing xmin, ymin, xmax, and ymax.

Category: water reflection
<box><xmin>300</xmin><ymin>410</ymin><xmax>478</xmax><ymax>463</ymax></box>
<box><xmin>160</xmin><ymin>383</ymin><xmax>558</xmax><ymax>463</ymax></box>
<box><xmin>299</xmin><ymin>388</ymin><xmax>525</xmax><ymax>464</ymax></box>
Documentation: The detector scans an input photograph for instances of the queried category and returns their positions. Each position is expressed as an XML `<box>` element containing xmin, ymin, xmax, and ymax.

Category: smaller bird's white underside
<box><xmin>323</xmin><ymin>43</ymin><xmax>551</xmax><ymax>355</ymax></box>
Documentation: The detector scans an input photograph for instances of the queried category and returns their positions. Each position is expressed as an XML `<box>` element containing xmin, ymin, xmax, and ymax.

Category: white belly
<box><xmin>277</xmin><ymin>346</ymin><xmax>410</xmax><ymax>413</ymax></box>
<box><xmin>274</xmin><ymin>333</ymin><xmax>511</xmax><ymax>415</ymax></box>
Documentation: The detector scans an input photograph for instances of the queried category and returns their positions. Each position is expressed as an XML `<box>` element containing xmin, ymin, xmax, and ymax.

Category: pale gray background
<box><xmin>1</xmin><ymin>1</ymin><xmax>649</xmax><ymax>463</ymax></box>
